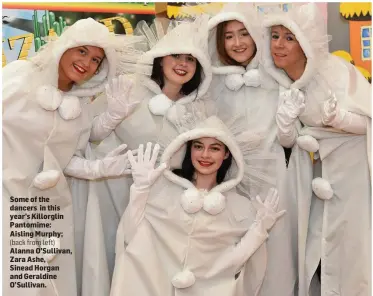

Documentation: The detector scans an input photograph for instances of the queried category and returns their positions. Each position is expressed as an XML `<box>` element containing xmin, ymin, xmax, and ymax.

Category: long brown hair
<box><xmin>216</xmin><ymin>21</ymin><xmax>257</xmax><ymax>67</ymax></box>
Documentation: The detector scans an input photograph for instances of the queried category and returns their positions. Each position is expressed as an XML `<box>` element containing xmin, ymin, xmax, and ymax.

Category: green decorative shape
<box><xmin>53</xmin><ymin>22</ymin><xmax>61</xmax><ymax>36</ymax></box>
<box><xmin>34</xmin><ymin>37</ymin><xmax>42</xmax><ymax>52</ymax></box>
<box><xmin>42</xmin><ymin>14</ymin><xmax>48</xmax><ymax>36</ymax></box>
<box><xmin>48</xmin><ymin>11</ymin><xmax>56</xmax><ymax>26</ymax></box>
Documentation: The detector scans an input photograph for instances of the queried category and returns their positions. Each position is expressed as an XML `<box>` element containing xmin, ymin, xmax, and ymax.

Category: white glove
<box><xmin>322</xmin><ymin>93</ymin><xmax>367</xmax><ymax>134</ymax></box>
<box><xmin>90</xmin><ymin>75</ymin><xmax>139</xmax><ymax>141</ymax></box>
<box><xmin>205</xmin><ymin>188</ymin><xmax>285</xmax><ymax>278</ymax></box>
<box><xmin>119</xmin><ymin>143</ymin><xmax>167</xmax><ymax>246</ymax></box>
<box><xmin>64</xmin><ymin>144</ymin><xmax>134</xmax><ymax>180</ymax></box>
<box><xmin>128</xmin><ymin>142</ymin><xmax>168</xmax><ymax>191</ymax></box>
<box><xmin>254</xmin><ymin>188</ymin><xmax>286</xmax><ymax>232</ymax></box>
<box><xmin>276</xmin><ymin>88</ymin><xmax>305</xmax><ymax>147</ymax></box>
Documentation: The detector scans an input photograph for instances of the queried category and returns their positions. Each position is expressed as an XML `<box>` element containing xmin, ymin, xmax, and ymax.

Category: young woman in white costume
<box><xmin>111</xmin><ymin>115</ymin><xmax>285</xmax><ymax>296</ymax></box>
<box><xmin>2</xmin><ymin>18</ymin><xmax>141</xmax><ymax>296</ymax></box>
<box><xmin>207</xmin><ymin>3</ymin><xmax>302</xmax><ymax>295</ymax></box>
<box><xmin>262</xmin><ymin>3</ymin><xmax>371</xmax><ymax>295</ymax></box>
<box><xmin>77</xmin><ymin>16</ymin><xmax>214</xmax><ymax>296</ymax></box>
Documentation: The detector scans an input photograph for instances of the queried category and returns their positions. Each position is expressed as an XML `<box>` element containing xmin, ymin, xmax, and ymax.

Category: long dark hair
<box><xmin>173</xmin><ymin>140</ymin><xmax>233</xmax><ymax>184</ymax></box>
<box><xmin>151</xmin><ymin>56</ymin><xmax>202</xmax><ymax>96</ymax></box>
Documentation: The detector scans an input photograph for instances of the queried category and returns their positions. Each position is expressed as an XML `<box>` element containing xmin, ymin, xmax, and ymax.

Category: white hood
<box><xmin>161</xmin><ymin>116</ymin><xmax>244</xmax><ymax>194</ymax></box>
<box><xmin>261</xmin><ymin>3</ymin><xmax>330</xmax><ymax>89</ymax></box>
<box><xmin>29</xmin><ymin>18</ymin><xmax>121</xmax><ymax>97</ymax></box>
<box><xmin>208</xmin><ymin>3</ymin><xmax>263</xmax><ymax>75</ymax></box>
<box><xmin>137</xmin><ymin>16</ymin><xmax>212</xmax><ymax>100</ymax></box>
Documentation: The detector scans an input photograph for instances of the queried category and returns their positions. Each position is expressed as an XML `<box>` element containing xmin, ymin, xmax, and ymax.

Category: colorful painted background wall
<box><xmin>2</xmin><ymin>2</ymin><xmax>155</xmax><ymax>67</ymax></box>
<box><xmin>2</xmin><ymin>2</ymin><xmax>372</xmax><ymax>82</ymax></box>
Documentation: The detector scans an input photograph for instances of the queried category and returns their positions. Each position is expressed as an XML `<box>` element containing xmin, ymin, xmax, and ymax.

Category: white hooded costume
<box><xmin>111</xmin><ymin>115</ymin><xmax>285</xmax><ymax>296</ymax></box>
<box><xmin>262</xmin><ymin>3</ymin><xmax>371</xmax><ymax>295</ymax></box>
<box><xmin>207</xmin><ymin>4</ymin><xmax>300</xmax><ymax>295</ymax></box>
<box><xmin>75</xmin><ymin>16</ymin><xmax>215</xmax><ymax>296</ymax></box>
<box><xmin>2</xmin><ymin>18</ymin><xmax>140</xmax><ymax>296</ymax></box>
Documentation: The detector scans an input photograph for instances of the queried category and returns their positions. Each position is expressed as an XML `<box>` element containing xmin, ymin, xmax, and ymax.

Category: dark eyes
<box><xmin>271</xmin><ymin>34</ymin><xmax>295</xmax><ymax>41</ymax></box>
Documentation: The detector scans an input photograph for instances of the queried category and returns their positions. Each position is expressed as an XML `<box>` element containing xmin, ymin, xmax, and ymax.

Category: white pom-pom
<box><xmin>33</xmin><ymin>170</ymin><xmax>61</xmax><ymax>190</ymax></box>
<box><xmin>43</xmin><ymin>236</ymin><xmax>60</xmax><ymax>262</ymax></box>
<box><xmin>171</xmin><ymin>269</ymin><xmax>196</xmax><ymax>289</ymax></box>
<box><xmin>243</xmin><ymin>69</ymin><xmax>261</xmax><ymax>87</ymax></box>
<box><xmin>203</xmin><ymin>191</ymin><xmax>226</xmax><ymax>215</ymax></box>
<box><xmin>58</xmin><ymin>95</ymin><xmax>81</xmax><ymax>120</ymax></box>
<box><xmin>297</xmin><ymin>135</ymin><xmax>319</xmax><ymax>152</ymax></box>
<box><xmin>312</xmin><ymin>177</ymin><xmax>334</xmax><ymax>200</ymax></box>
<box><xmin>181</xmin><ymin>188</ymin><xmax>203</xmax><ymax>214</ymax></box>
<box><xmin>225</xmin><ymin>74</ymin><xmax>244</xmax><ymax>91</ymax></box>
<box><xmin>148</xmin><ymin>94</ymin><xmax>173</xmax><ymax>116</ymax></box>
<box><xmin>36</xmin><ymin>85</ymin><xmax>63</xmax><ymax>111</ymax></box>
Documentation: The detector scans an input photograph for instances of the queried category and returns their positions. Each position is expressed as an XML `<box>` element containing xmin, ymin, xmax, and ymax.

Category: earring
<box><xmin>95</xmin><ymin>69</ymin><xmax>99</xmax><ymax>75</ymax></box>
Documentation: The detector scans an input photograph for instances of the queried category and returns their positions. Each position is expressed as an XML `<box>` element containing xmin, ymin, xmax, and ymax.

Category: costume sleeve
<box><xmin>117</xmin><ymin>185</ymin><xmax>150</xmax><ymax>249</ymax></box>
<box><xmin>204</xmin><ymin>221</ymin><xmax>268</xmax><ymax>278</ymax></box>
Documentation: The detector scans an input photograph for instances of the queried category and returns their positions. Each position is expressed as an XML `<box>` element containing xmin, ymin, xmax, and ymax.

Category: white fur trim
<box><xmin>180</xmin><ymin>188</ymin><xmax>204</xmax><ymax>214</ymax></box>
<box><xmin>148</xmin><ymin>94</ymin><xmax>173</xmax><ymax>116</ymax></box>
<box><xmin>312</xmin><ymin>177</ymin><xmax>334</xmax><ymax>200</ymax></box>
<box><xmin>212</xmin><ymin>65</ymin><xmax>245</xmax><ymax>75</ymax></box>
<box><xmin>58</xmin><ymin>95</ymin><xmax>82</xmax><ymax>120</ymax></box>
<box><xmin>43</xmin><ymin>237</ymin><xmax>60</xmax><ymax>262</ymax></box>
<box><xmin>296</xmin><ymin>135</ymin><xmax>319</xmax><ymax>152</ymax></box>
<box><xmin>171</xmin><ymin>269</ymin><xmax>196</xmax><ymax>289</ymax></box>
<box><xmin>33</xmin><ymin>170</ymin><xmax>61</xmax><ymax>190</ymax></box>
<box><xmin>141</xmin><ymin>76</ymin><xmax>162</xmax><ymax>95</ymax></box>
<box><xmin>203</xmin><ymin>191</ymin><xmax>226</xmax><ymax>215</ymax></box>
<box><xmin>36</xmin><ymin>85</ymin><xmax>63</xmax><ymax>111</ymax></box>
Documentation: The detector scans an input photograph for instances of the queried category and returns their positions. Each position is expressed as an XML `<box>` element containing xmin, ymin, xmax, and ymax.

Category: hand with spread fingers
<box><xmin>254</xmin><ymin>188</ymin><xmax>286</xmax><ymax>231</ymax></box>
<box><xmin>106</xmin><ymin>75</ymin><xmax>139</xmax><ymax>121</ymax></box>
<box><xmin>128</xmin><ymin>142</ymin><xmax>168</xmax><ymax>191</ymax></box>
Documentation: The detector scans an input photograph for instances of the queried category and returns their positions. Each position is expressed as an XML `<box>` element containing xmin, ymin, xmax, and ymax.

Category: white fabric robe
<box><xmin>77</xmin><ymin>77</ymin><xmax>215</xmax><ymax>296</ymax></box>
<box><xmin>208</xmin><ymin>8</ymin><xmax>301</xmax><ymax>294</ymax></box>
<box><xmin>111</xmin><ymin>115</ymin><xmax>270</xmax><ymax>296</ymax></box>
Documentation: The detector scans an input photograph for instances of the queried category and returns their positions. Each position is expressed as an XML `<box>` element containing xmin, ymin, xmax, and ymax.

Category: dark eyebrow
<box><xmin>192</xmin><ymin>140</ymin><xmax>203</xmax><ymax>145</ymax></box>
<box><xmin>81</xmin><ymin>46</ymin><xmax>103</xmax><ymax>61</ymax></box>
<box><xmin>210</xmin><ymin>142</ymin><xmax>223</xmax><ymax>147</ymax></box>
<box><xmin>224</xmin><ymin>28</ymin><xmax>248</xmax><ymax>34</ymax></box>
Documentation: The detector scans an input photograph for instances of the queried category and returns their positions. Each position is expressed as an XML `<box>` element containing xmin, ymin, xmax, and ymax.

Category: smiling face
<box><xmin>222</xmin><ymin>20</ymin><xmax>256</xmax><ymax>66</ymax></box>
<box><xmin>58</xmin><ymin>45</ymin><xmax>105</xmax><ymax>87</ymax></box>
<box><xmin>270</xmin><ymin>25</ymin><xmax>307</xmax><ymax>76</ymax></box>
<box><xmin>161</xmin><ymin>54</ymin><xmax>197</xmax><ymax>88</ymax></box>
<box><xmin>191</xmin><ymin>137</ymin><xmax>230</xmax><ymax>178</ymax></box>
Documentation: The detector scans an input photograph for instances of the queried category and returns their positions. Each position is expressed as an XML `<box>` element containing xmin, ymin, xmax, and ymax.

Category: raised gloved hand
<box><xmin>64</xmin><ymin>144</ymin><xmax>135</xmax><ymax>180</ymax></box>
<box><xmin>106</xmin><ymin>75</ymin><xmax>139</xmax><ymax>121</ymax></box>
<box><xmin>276</xmin><ymin>88</ymin><xmax>305</xmax><ymax>147</ymax></box>
<box><xmin>128</xmin><ymin>142</ymin><xmax>167</xmax><ymax>191</ymax></box>
<box><xmin>90</xmin><ymin>75</ymin><xmax>139</xmax><ymax>141</ymax></box>
<box><xmin>204</xmin><ymin>188</ymin><xmax>285</xmax><ymax>278</ymax></box>
<box><xmin>254</xmin><ymin>188</ymin><xmax>286</xmax><ymax>231</ymax></box>
<box><xmin>321</xmin><ymin>92</ymin><xmax>367</xmax><ymax>134</ymax></box>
